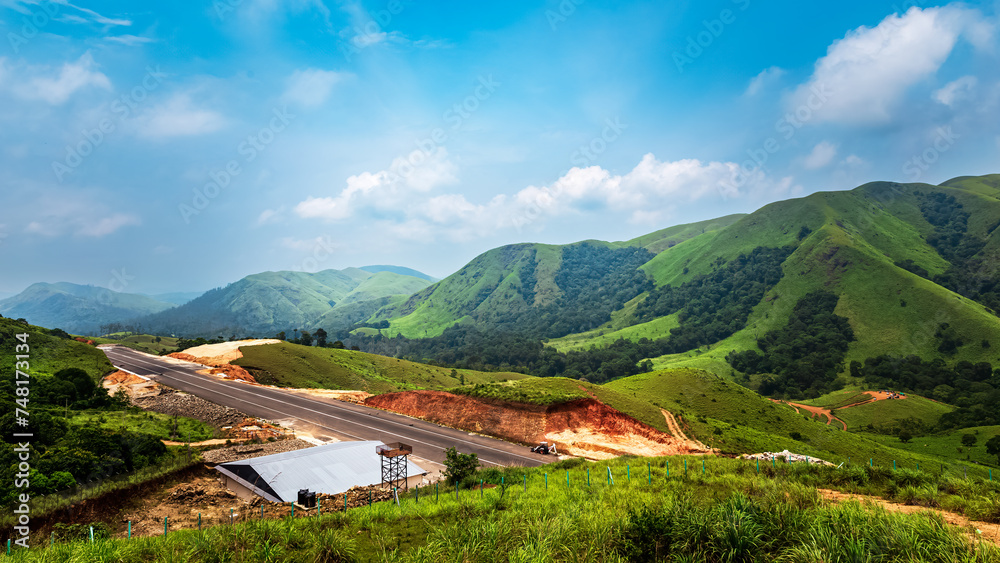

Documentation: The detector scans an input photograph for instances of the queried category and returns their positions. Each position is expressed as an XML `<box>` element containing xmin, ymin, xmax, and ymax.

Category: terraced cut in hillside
<box><xmin>364</xmin><ymin>390</ymin><xmax>710</xmax><ymax>460</ymax></box>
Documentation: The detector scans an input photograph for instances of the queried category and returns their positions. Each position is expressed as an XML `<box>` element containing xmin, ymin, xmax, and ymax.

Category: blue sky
<box><xmin>1</xmin><ymin>0</ymin><xmax>998</xmax><ymax>297</ymax></box>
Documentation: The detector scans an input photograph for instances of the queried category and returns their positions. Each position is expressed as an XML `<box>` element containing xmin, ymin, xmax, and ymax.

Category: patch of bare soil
<box><xmin>772</xmin><ymin>399</ymin><xmax>848</xmax><ymax>431</ymax></box>
<box><xmin>170</xmin><ymin>339</ymin><xmax>280</xmax><ymax>366</ymax></box>
<box><xmin>102</xmin><ymin>370</ymin><xmax>162</xmax><ymax>400</ymax></box>
<box><xmin>819</xmin><ymin>489</ymin><xmax>1000</xmax><ymax>546</ymax></box>
<box><xmin>661</xmin><ymin>409</ymin><xmax>710</xmax><ymax>451</ymax></box>
<box><xmin>365</xmin><ymin>390</ymin><xmax>711</xmax><ymax>460</ymax></box>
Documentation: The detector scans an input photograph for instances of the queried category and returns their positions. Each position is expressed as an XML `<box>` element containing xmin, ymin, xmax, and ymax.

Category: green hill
<box><xmin>139</xmin><ymin>268</ymin><xmax>433</xmax><ymax>338</ymax></box>
<box><xmin>0</xmin><ymin>315</ymin><xmax>114</xmax><ymax>382</ymax></box>
<box><xmin>0</xmin><ymin>282</ymin><xmax>176</xmax><ymax>335</ymax></box>
<box><xmin>232</xmin><ymin>341</ymin><xmax>530</xmax><ymax>393</ymax></box>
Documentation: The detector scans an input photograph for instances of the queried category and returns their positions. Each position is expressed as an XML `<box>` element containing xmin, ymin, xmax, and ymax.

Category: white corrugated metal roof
<box><xmin>216</xmin><ymin>441</ymin><xmax>427</xmax><ymax>502</ymax></box>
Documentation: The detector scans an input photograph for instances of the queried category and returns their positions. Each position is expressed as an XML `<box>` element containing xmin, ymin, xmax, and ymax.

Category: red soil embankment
<box><xmin>166</xmin><ymin>352</ymin><xmax>258</xmax><ymax>384</ymax></box>
<box><xmin>365</xmin><ymin>390</ymin><xmax>710</xmax><ymax>460</ymax></box>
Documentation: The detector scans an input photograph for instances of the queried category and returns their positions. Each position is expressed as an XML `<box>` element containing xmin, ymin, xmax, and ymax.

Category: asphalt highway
<box><xmin>100</xmin><ymin>345</ymin><xmax>549</xmax><ymax>468</ymax></box>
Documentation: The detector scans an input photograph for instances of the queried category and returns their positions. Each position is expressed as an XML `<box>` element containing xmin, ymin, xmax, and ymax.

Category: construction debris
<box><xmin>201</xmin><ymin>439</ymin><xmax>314</xmax><ymax>465</ymax></box>
<box><xmin>740</xmin><ymin>450</ymin><xmax>834</xmax><ymax>466</ymax></box>
<box><xmin>133</xmin><ymin>389</ymin><xmax>252</xmax><ymax>428</ymax></box>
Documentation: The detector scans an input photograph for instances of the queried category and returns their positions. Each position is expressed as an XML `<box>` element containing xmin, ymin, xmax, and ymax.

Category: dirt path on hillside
<box><xmin>771</xmin><ymin>399</ymin><xmax>848</xmax><ymax>431</ymax></box>
<box><xmin>660</xmin><ymin>409</ymin><xmax>710</xmax><ymax>451</ymax></box>
<box><xmin>819</xmin><ymin>489</ymin><xmax>1000</xmax><ymax>546</ymax></box>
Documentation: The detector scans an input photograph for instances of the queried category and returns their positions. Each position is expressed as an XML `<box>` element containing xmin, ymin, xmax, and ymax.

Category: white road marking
<box><xmin>104</xmin><ymin>348</ymin><xmax>542</xmax><ymax>466</ymax></box>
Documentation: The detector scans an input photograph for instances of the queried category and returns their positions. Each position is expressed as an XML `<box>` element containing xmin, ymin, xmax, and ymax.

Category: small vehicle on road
<box><xmin>529</xmin><ymin>441</ymin><xmax>557</xmax><ymax>455</ymax></box>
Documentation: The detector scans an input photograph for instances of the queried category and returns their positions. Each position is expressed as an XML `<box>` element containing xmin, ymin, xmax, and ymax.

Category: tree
<box><xmin>276</xmin><ymin>331</ymin><xmax>286</xmax><ymax>341</ymax></box>
<box><xmin>443</xmin><ymin>447</ymin><xmax>479</xmax><ymax>486</ymax></box>
<box><xmin>987</xmin><ymin>435</ymin><xmax>1000</xmax><ymax>463</ymax></box>
<box><xmin>899</xmin><ymin>429</ymin><xmax>912</xmax><ymax>444</ymax></box>
<box><xmin>332</xmin><ymin>340</ymin><xmax>345</xmax><ymax>349</ymax></box>
<box><xmin>314</xmin><ymin>328</ymin><xmax>328</xmax><ymax>348</ymax></box>
<box><xmin>961</xmin><ymin>434</ymin><xmax>977</xmax><ymax>447</ymax></box>
<box><xmin>299</xmin><ymin>331</ymin><xmax>313</xmax><ymax>347</ymax></box>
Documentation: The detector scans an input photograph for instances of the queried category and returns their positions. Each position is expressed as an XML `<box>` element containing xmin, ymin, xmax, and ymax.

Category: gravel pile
<box><xmin>201</xmin><ymin>439</ymin><xmax>315</xmax><ymax>464</ymax></box>
<box><xmin>740</xmin><ymin>450</ymin><xmax>834</xmax><ymax>466</ymax></box>
<box><xmin>133</xmin><ymin>390</ymin><xmax>251</xmax><ymax>428</ymax></box>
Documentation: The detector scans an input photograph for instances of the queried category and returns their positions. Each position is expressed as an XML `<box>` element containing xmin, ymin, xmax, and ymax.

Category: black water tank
<box><xmin>297</xmin><ymin>489</ymin><xmax>308</xmax><ymax>505</ymax></box>
<box><xmin>307</xmin><ymin>491</ymin><xmax>317</xmax><ymax>508</ymax></box>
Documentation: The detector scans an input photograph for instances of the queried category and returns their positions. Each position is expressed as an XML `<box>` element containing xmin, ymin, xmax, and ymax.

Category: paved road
<box><xmin>101</xmin><ymin>345</ymin><xmax>548</xmax><ymax>468</ymax></box>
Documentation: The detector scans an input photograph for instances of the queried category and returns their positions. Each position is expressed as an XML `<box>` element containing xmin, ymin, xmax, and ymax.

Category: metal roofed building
<box><xmin>215</xmin><ymin>441</ymin><xmax>429</xmax><ymax>502</ymax></box>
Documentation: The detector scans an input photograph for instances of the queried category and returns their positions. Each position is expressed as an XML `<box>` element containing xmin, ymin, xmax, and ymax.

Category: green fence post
<box><xmin>261</xmin><ymin>504</ymin><xmax>264</xmax><ymax>518</ymax></box>
<box><xmin>627</xmin><ymin>465</ymin><xmax>630</xmax><ymax>481</ymax></box>
<box><xmin>869</xmin><ymin>459</ymin><xmax>873</xmax><ymax>468</ymax></box>
<box><xmin>990</xmin><ymin>469</ymin><xmax>993</xmax><ymax>481</ymax></box>
<box><xmin>702</xmin><ymin>459</ymin><xmax>705</xmax><ymax>475</ymax></box>
<box><xmin>545</xmin><ymin>473</ymin><xmax>548</xmax><ymax>490</ymax></box>
<box><xmin>6</xmin><ymin>539</ymin><xmax>9</xmax><ymax>555</ymax></box>
<box><xmin>648</xmin><ymin>462</ymin><xmax>652</xmax><ymax>484</ymax></box>
<box><xmin>684</xmin><ymin>459</ymin><xmax>688</xmax><ymax>475</ymax></box>
<box><xmin>198</xmin><ymin>513</ymin><xmax>201</xmax><ymax>530</ymax></box>
<box><xmin>756</xmin><ymin>459</ymin><xmax>759</xmax><ymax>473</ymax></box>
<box><xmin>772</xmin><ymin>456</ymin><xmax>775</xmax><ymax>469</ymax></box>
<box><xmin>917</xmin><ymin>463</ymin><xmax>920</xmax><ymax>472</ymax></box>
<box><xmin>90</xmin><ymin>525</ymin><xmax>94</xmax><ymax>543</ymax></box>
<box><xmin>588</xmin><ymin>467</ymin><xmax>591</xmax><ymax>487</ymax></box>
<box><xmin>666</xmin><ymin>460</ymin><xmax>669</xmax><ymax>478</ymax></box>
<box><xmin>893</xmin><ymin>460</ymin><xmax>896</xmax><ymax>471</ymax></box>
<box><xmin>567</xmin><ymin>470</ymin><xmax>570</xmax><ymax>487</ymax></box>
<box><xmin>607</xmin><ymin>466</ymin><xmax>614</xmax><ymax>485</ymax></box>
<box><xmin>344</xmin><ymin>493</ymin><xmax>347</xmax><ymax>511</ymax></box>
<box><xmin>52</xmin><ymin>531</ymin><xmax>55</xmax><ymax>545</ymax></box>
<box><xmin>291</xmin><ymin>502</ymin><xmax>295</xmax><ymax>517</ymax></box>
<box><xmin>128</xmin><ymin>521</ymin><xmax>131</xmax><ymax>539</ymax></box>
<box><xmin>164</xmin><ymin>517</ymin><xmax>168</xmax><ymax>536</ymax></box>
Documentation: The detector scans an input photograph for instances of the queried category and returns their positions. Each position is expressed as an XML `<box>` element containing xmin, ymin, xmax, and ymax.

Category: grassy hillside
<box><xmin>604</xmin><ymin>368</ymin><xmax>957</xmax><ymax>469</ymax></box>
<box><xmin>139</xmin><ymin>268</ymin><xmax>431</xmax><ymax>338</ymax></box>
<box><xmin>233</xmin><ymin>341</ymin><xmax>530</xmax><ymax>393</ymax></box>
<box><xmin>0</xmin><ymin>282</ymin><xmax>176</xmax><ymax>335</ymax></box>
<box><xmin>834</xmin><ymin>396</ymin><xmax>955</xmax><ymax>432</ymax></box>
<box><xmin>20</xmin><ymin>455</ymin><xmax>1000</xmax><ymax>561</ymax></box>
<box><xmin>88</xmin><ymin>334</ymin><xmax>180</xmax><ymax>355</ymax></box>
<box><xmin>0</xmin><ymin>316</ymin><xmax>114</xmax><ymax>382</ymax></box>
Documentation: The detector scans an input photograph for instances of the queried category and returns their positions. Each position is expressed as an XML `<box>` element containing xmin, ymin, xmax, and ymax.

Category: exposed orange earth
<box><xmin>365</xmin><ymin>390</ymin><xmax>710</xmax><ymax>460</ymax></box>
<box><xmin>772</xmin><ymin>390</ymin><xmax>907</xmax><ymax>431</ymax></box>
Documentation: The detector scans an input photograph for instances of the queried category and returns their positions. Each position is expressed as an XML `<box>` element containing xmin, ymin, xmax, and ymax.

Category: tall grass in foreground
<box><xmin>7</xmin><ymin>456</ymin><xmax>1000</xmax><ymax>562</ymax></box>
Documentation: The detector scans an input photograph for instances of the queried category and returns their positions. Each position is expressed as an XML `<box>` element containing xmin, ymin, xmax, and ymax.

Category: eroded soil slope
<box><xmin>365</xmin><ymin>390</ymin><xmax>709</xmax><ymax>460</ymax></box>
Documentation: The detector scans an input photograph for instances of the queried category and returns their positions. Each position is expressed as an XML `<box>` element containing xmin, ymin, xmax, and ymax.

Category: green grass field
<box><xmin>835</xmin><ymin>396</ymin><xmax>955</xmax><ymax>432</ymax></box>
<box><xmin>233</xmin><ymin>342</ymin><xmax>530</xmax><ymax>394</ymax></box>
<box><xmin>88</xmin><ymin>333</ymin><xmax>180</xmax><ymax>355</ymax></box>
<box><xmin>69</xmin><ymin>410</ymin><xmax>215</xmax><ymax>442</ymax></box>
<box><xmin>12</xmin><ymin>456</ymin><xmax>1000</xmax><ymax>561</ymax></box>
<box><xmin>866</xmin><ymin>425</ymin><xmax>1000</xmax><ymax>468</ymax></box>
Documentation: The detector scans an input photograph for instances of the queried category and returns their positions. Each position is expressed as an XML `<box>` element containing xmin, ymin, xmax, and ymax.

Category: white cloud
<box><xmin>789</xmin><ymin>6</ymin><xmax>990</xmax><ymax>125</ymax></box>
<box><xmin>745</xmin><ymin>66</ymin><xmax>785</xmax><ymax>96</ymax></box>
<box><xmin>133</xmin><ymin>94</ymin><xmax>226</xmax><ymax>138</ymax></box>
<box><xmin>843</xmin><ymin>154</ymin><xmax>867</xmax><ymax>167</ymax></box>
<box><xmin>256</xmin><ymin>207</ymin><xmax>284</xmax><ymax>225</ymax></box>
<box><xmin>105</xmin><ymin>34</ymin><xmax>155</xmax><ymax>46</ymax></box>
<box><xmin>933</xmin><ymin>75</ymin><xmax>978</xmax><ymax>106</ymax></box>
<box><xmin>76</xmin><ymin>213</ymin><xmax>140</xmax><ymax>237</ymax></box>
<box><xmin>803</xmin><ymin>141</ymin><xmax>838</xmax><ymax>169</ymax></box>
<box><xmin>282</xmin><ymin>68</ymin><xmax>345</xmax><ymax>108</ymax></box>
<box><xmin>7</xmin><ymin>52</ymin><xmax>111</xmax><ymax>105</ymax></box>
<box><xmin>18</xmin><ymin>190</ymin><xmax>139</xmax><ymax>238</ymax></box>
<box><xmin>295</xmin><ymin>147</ymin><xmax>457</xmax><ymax>221</ymax></box>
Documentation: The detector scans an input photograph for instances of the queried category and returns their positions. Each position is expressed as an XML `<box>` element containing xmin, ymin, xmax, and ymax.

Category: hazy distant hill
<box><xmin>138</xmin><ymin>268</ymin><xmax>433</xmax><ymax>337</ymax></box>
<box><xmin>148</xmin><ymin>291</ymin><xmax>204</xmax><ymax>306</ymax></box>
<box><xmin>360</xmin><ymin>265</ymin><xmax>438</xmax><ymax>282</ymax></box>
<box><xmin>0</xmin><ymin>282</ymin><xmax>175</xmax><ymax>334</ymax></box>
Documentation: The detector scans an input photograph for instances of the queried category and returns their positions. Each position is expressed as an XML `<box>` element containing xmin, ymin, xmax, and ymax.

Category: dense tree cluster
<box><xmin>915</xmin><ymin>191</ymin><xmax>1000</xmax><ymax>314</ymax></box>
<box><xmin>853</xmin><ymin>355</ymin><xmax>1000</xmax><ymax>430</ymax></box>
<box><xmin>350</xmin><ymin>245</ymin><xmax>793</xmax><ymax>384</ymax></box>
<box><xmin>727</xmin><ymin>291</ymin><xmax>855</xmax><ymax>398</ymax></box>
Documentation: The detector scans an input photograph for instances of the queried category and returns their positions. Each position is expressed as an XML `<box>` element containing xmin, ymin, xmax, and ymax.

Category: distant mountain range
<box><xmin>0</xmin><ymin>282</ymin><xmax>175</xmax><ymax>334</ymax></box>
<box><xmin>1</xmin><ymin>266</ymin><xmax>435</xmax><ymax>337</ymax></box>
